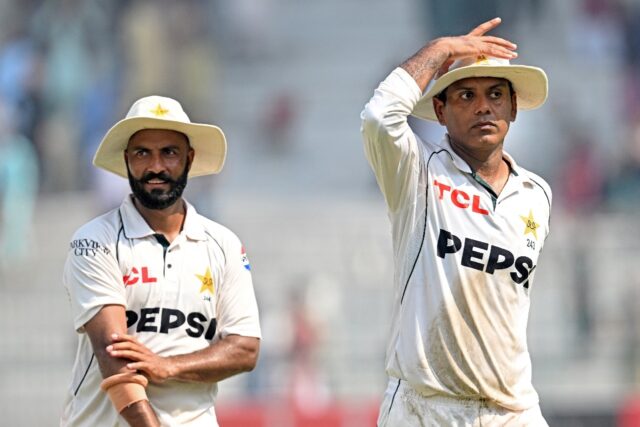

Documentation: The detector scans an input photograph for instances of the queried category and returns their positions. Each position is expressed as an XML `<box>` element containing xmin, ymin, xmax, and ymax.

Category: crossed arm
<box><xmin>85</xmin><ymin>304</ymin><xmax>259</xmax><ymax>427</ymax></box>
<box><xmin>107</xmin><ymin>327</ymin><xmax>260</xmax><ymax>384</ymax></box>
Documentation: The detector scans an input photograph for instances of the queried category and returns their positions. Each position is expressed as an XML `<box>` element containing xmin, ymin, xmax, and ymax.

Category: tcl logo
<box><xmin>433</xmin><ymin>179</ymin><xmax>489</xmax><ymax>215</ymax></box>
<box><xmin>123</xmin><ymin>267</ymin><xmax>157</xmax><ymax>286</ymax></box>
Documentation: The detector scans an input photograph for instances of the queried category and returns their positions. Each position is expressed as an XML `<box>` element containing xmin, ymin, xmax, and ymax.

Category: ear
<box><xmin>510</xmin><ymin>91</ymin><xmax>518</xmax><ymax>122</ymax></box>
<box><xmin>433</xmin><ymin>98</ymin><xmax>446</xmax><ymax>125</ymax></box>
<box><xmin>187</xmin><ymin>147</ymin><xmax>195</xmax><ymax>170</ymax></box>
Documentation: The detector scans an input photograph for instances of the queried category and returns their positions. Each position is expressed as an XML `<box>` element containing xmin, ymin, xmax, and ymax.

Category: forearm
<box><xmin>361</xmin><ymin>40</ymin><xmax>447</xmax><ymax>142</ymax></box>
<box><xmin>96</xmin><ymin>342</ymin><xmax>162</xmax><ymax>427</ymax></box>
<box><xmin>168</xmin><ymin>335</ymin><xmax>259</xmax><ymax>383</ymax></box>
<box><xmin>86</xmin><ymin>305</ymin><xmax>160</xmax><ymax>426</ymax></box>
<box><xmin>121</xmin><ymin>400</ymin><xmax>161</xmax><ymax>427</ymax></box>
<box><xmin>98</xmin><ymin>353</ymin><xmax>161</xmax><ymax>427</ymax></box>
<box><xmin>400</xmin><ymin>39</ymin><xmax>450</xmax><ymax>92</ymax></box>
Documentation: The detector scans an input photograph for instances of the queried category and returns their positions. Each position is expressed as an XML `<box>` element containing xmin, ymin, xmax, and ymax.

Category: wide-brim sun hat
<box><xmin>412</xmin><ymin>55</ymin><xmax>548</xmax><ymax>121</ymax></box>
<box><xmin>93</xmin><ymin>95</ymin><xmax>227</xmax><ymax>178</ymax></box>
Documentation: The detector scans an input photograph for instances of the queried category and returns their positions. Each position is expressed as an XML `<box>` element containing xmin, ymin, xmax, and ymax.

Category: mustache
<box><xmin>140</xmin><ymin>172</ymin><xmax>176</xmax><ymax>184</ymax></box>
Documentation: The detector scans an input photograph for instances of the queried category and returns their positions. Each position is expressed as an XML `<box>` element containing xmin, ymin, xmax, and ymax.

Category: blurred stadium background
<box><xmin>0</xmin><ymin>0</ymin><xmax>639</xmax><ymax>425</ymax></box>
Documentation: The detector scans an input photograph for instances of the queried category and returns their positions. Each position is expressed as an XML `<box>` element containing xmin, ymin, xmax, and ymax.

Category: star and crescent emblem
<box><xmin>520</xmin><ymin>209</ymin><xmax>539</xmax><ymax>240</ymax></box>
<box><xmin>195</xmin><ymin>267</ymin><xmax>214</xmax><ymax>294</ymax></box>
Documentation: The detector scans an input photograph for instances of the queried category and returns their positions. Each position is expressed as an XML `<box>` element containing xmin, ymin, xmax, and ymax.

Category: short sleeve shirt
<box><xmin>60</xmin><ymin>195</ymin><xmax>261</xmax><ymax>427</ymax></box>
<box><xmin>361</xmin><ymin>68</ymin><xmax>552</xmax><ymax>411</ymax></box>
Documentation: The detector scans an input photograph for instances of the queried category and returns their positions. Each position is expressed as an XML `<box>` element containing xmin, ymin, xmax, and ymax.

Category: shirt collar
<box><xmin>119</xmin><ymin>195</ymin><xmax>207</xmax><ymax>241</ymax></box>
<box><xmin>439</xmin><ymin>135</ymin><xmax>473</xmax><ymax>173</ymax></box>
<box><xmin>501</xmin><ymin>150</ymin><xmax>539</xmax><ymax>187</ymax></box>
<box><xmin>439</xmin><ymin>134</ymin><xmax>536</xmax><ymax>185</ymax></box>
<box><xmin>181</xmin><ymin>199</ymin><xmax>207</xmax><ymax>241</ymax></box>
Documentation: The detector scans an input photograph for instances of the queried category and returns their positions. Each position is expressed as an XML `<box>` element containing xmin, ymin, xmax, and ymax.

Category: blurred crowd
<box><xmin>556</xmin><ymin>0</ymin><xmax>640</xmax><ymax>214</ymax></box>
<box><xmin>0</xmin><ymin>0</ymin><xmax>639</xmax><ymax>423</ymax></box>
<box><xmin>0</xmin><ymin>0</ymin><xmax>221</xmax><ymax>196</ymax></box>
<box><xmin>0</xmin><ymin>0</ymin><xmax>285</xmax><ymax>263</ymax></box>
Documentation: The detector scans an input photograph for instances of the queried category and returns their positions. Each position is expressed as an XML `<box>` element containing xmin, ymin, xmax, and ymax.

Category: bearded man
<box><xmin>60</xmin><ymin>96</ymin><xmax>261</xmax><ymax>427</ymax></box>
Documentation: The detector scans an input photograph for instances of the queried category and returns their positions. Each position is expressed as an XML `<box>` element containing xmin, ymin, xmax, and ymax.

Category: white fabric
<box><xmin>61</xmin><ymin>195</ymin><xmax>261</xmax><ymax>427</ymax></box>
<box><xmin>361</xmin><ymin>68</ymin><xmax>552</xmax><ymax>412</ymax></box>
<box><xmin>377</xmin><ymin>379</ymin><xmax>549</xmax><ymax>427</ymax></box>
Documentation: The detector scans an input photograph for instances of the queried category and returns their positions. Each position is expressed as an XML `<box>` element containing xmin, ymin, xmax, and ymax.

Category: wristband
<box><xmin>100</xmin><ymin>373</ymin><xmax>149</xmax><ymax>413</ymax></box>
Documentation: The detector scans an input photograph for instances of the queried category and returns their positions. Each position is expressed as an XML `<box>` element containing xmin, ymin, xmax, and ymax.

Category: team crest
<box><xmin>520</xmin><ymin>209</ymin><xmax>539</xmax><ymax>240</ymax></box>
<box><xmin>150</xmin><ymin>103</ymin><xmax>169</xmax><ymax>117</ymax></box>
<box><xmin>241</xmin><ymin>246</ymin><xmax>251</xmax><ymax>271</ymax></box>
<box><xmin>195</xmin><ymin>267</ymin><xmax>215</xmax><ymax>295</ymax></box>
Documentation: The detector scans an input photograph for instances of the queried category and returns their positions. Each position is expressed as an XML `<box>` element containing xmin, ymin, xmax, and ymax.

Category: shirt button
<box><xmin>168</xmin><ymin>264</ymin><xmax>172</xmax><ymax>268</ymax></box>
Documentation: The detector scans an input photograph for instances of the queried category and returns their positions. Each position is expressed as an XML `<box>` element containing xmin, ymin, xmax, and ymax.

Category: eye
<box><xmin>460</xmin><ymin>91</ymin><xmax>474</xmax><ymax>101</ymax></box>
<box><xmin>489</xmin><ymin>89</ymin><xmax>503</xmax><ymax>99</ymax></box>
<box><xmin>133</xmin><ymin>149</ymin><xmax>148</xmax><ymax>157</ymax></box>
<box><xmin>163</xmin><ymin>147</ymin><xmax>179</xmax><ymax>156</ymax></box>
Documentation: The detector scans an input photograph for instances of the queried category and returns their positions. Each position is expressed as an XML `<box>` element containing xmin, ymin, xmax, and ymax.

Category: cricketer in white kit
<box><xmin>61</xmin><ymin>95</ymin><xmax>260</xmax><ymax>427</ymax></box>
<box><xmin>361</xmin><ymin>18</ymin><xmax>551</xmax><ymax>427</ymax></box>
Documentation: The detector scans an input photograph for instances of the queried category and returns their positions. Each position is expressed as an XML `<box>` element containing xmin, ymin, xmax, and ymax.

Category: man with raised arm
<box><xmin>361</xmin><ymin>18</ymin><xmax>551</xmax><ymax>426</ymax></box>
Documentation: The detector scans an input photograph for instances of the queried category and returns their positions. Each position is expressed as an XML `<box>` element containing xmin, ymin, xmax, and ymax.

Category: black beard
<box><xmin>128</xmin><ymin>166</ymin><xmax>189</xmax><ymax>210</ymax></box>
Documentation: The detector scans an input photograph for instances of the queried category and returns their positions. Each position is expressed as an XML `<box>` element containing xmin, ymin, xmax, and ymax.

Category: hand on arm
<box><xmin>107</xmin><ymin>333</ymin><xmax>260</xmax><ymax>384</ymax></box>
<box><xmin>84</xmin><ymin>305</ymin><xmax>160</xmax><ymax>427</ymax></box>
<box><xmin>400</xmin><ymin>17</ymin><xmax>518</xmax><ymax>91</ymax></box>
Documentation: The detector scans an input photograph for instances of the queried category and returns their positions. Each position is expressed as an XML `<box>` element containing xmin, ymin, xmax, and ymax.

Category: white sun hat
<box><xmin>412</xmin><ymin>55</ymin><xmax>548</xmax><ymax>121</ymax></box>
<box><xmin>93</xmin><ymin>95</ymin><xmax>227</xmax><ymax>178</ymax></box>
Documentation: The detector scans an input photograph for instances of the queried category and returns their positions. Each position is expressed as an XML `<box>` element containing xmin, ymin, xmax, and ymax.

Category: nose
<box><xmin>146</xmin><ymin>152</ymin><xmax>166</xmax><ymax>174</ymax></box>
<box><xmin>474</xmin><ymin>95</ymin><xmax>491</xmax><ymax>116</ymax></box>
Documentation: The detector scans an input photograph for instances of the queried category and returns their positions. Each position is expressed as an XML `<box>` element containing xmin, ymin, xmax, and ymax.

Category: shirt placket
<box><xmin>164</xmin><ymin>238</ymin><xmax>181</xmax><ymax>283</ymax></box>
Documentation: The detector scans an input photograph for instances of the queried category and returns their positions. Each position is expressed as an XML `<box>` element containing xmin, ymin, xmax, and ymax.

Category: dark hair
<box><xmin>434</xmin><ymin>79</ymin><xmax>515</xmax><ymax>105</ymax></box>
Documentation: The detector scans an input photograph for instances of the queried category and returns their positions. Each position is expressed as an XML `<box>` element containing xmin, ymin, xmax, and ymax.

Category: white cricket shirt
<box><xmin>60</xmin><ymin>195</ymin><xmax>261</xmax><ymax>427</ymax></box>
<box><xmin>361</xmin><ymin>68</ymin><xmax>552</xmax><ymax>411</ymax></box>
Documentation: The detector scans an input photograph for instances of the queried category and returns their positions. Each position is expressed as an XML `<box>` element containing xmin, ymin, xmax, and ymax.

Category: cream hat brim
<box><xmin>412</xmin><ymin>63</ymin><xmax>548</xmax><ymax>121</ymax></box>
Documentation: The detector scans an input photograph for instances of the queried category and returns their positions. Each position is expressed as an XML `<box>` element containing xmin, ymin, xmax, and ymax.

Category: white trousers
<box><xmin>377</xmin><ymin>379</ymin><xmax>549</xmax><ymax>427</ymax></box>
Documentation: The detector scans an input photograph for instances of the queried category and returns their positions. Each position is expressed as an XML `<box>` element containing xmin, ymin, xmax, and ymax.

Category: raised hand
<box><xmin>401</xmin><ymin>17</ymin><xmax>517</xmax><ymax>90</ymax></box>
<box><xmin>435</xmin><ymin>17</ymin><xmax>517</xmax><ymax>77</ymax></box>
